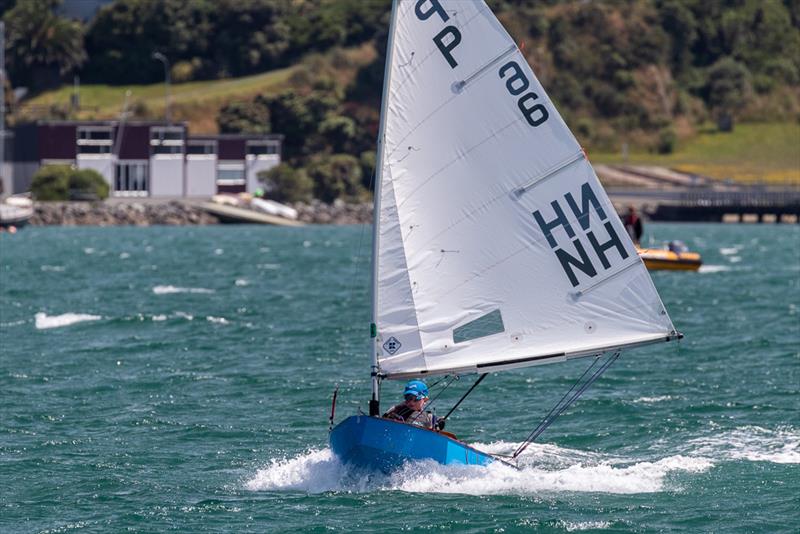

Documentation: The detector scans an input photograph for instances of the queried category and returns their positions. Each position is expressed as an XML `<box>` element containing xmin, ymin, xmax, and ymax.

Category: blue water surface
<box><xmin>1</xmin><ymin>223</ymin><xmax>798</xmax><ymax>533</ymax></box>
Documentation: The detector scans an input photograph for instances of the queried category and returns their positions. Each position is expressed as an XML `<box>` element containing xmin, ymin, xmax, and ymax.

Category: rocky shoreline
<box><xmin>29</xmin><ymin>200</ymin><xmax>373</xmax><ymax>226</ymax></box>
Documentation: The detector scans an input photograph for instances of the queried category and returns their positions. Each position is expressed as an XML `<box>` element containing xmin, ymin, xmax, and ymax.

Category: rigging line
<box><xmin>347</xmin><ymin>165</ymin><xmax>378</xmax><ymax>309</ymax></box>
<box><xmin>409</xmin><ymin>374</ymin><xmax>458</xmax><ymax>425</ymax></box>
<box><xmin>512</xmin><ymin>356</ymin><xmax>601</xmax><ymax>456</ymax></box>
<box><xmin>442</xmin><ymin>373</ymin><xmax>488</xmax><ymax>421</ymax></box>
<box><xmin>512</xmin><ymin>352</ymin><xmax>620</xmax><ymax>459</ymax></box>
<box><xmin>525</xmin><ymin>352</ymin><xmax>619</xmax><ymax>446</ymax></box>
<box><xmin>427</xmin><ymin>374</ymin><xmax>452</xmax><ymax>389</ymax></box>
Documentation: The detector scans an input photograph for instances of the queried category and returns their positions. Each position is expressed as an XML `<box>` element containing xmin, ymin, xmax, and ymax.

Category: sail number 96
<box><xmin>499</xmin><ymin>61</ymin><xmax>549</xmax><ymax>127</ymax></box>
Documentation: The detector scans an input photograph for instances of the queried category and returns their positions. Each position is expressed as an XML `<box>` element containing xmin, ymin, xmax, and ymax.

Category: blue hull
<box><xmin>329</xmin><ymin>415</ymin><xmax>494</xmax><ymax>472</ymax></box>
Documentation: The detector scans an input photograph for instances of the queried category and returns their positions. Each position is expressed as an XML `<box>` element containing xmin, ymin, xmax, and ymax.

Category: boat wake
<box><xmin>698</xmin><ymin>264</ymin><xmax>731</xmax><ymax>273</ymax></box>
<box><xmin>684</xmin><ymin>426</ymin><xmax>800</xmax><ymax>464</ymax></box>
<box><xmin>244</xmin><ymin>441</ymin><xmax>712</xmax><ymax>496</ymax></box>
<box><xmin>247</xmin><ymin>425</ymin><xmax>800</xmax><ymax>495</ymax></box>
<box><xmin>34</xmin><ymin>312</ymin><xmax>102</xmax><ymax>330</ymax></box>
<box><xmin>152</xmin><ymin>285</ymin><xmax>215</xmax><ymax>295</ymax></box>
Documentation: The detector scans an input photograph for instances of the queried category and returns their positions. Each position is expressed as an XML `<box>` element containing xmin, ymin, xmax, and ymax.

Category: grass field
<box><xmin>18</xmin><ymin>46</ymin><xmax>375</xmax><ymax>134</ymax></box>
<box><xmin>591</xmin><ymin>122</ymin><xmax>800</xmax><ymax>185</ymax></box>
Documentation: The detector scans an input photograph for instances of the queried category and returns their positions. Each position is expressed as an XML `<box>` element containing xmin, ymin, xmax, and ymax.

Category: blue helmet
<box><xmin>403</xmin><ymin>380</ymin><xmax>429</xmax><ymax>400</ymax></box>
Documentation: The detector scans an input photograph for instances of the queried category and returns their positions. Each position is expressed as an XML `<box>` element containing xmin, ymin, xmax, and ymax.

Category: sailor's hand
<box><xmin>436</xmin><ymin>418</ymin><xmax>446</xmax><ymax>430</ymax></box>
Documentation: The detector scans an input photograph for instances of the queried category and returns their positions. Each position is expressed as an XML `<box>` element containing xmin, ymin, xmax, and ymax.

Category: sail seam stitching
<box><xmin>396</xmin><ymin>114</ymin><xmax>525</xmax><ymax>210</ymax></box>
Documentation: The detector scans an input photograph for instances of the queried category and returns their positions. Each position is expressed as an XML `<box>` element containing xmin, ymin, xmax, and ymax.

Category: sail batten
<box><xmin>373</xmin><ymin>0</ymin><xmax>676</xmax><ymax>378</ymax></box>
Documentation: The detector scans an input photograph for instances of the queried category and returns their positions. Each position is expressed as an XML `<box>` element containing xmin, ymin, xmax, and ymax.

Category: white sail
<box><xmin>374</xmin><ymin>0</ymin><xmax>676</xmax><ymax>379</ymax></box>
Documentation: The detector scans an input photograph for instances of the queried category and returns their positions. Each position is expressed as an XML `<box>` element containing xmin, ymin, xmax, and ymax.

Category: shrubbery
<box><xmin>258</xmin><ymin>164</ymin><xmax>313</xmax><ymax>203</ymax></box>
<box><xmin>30</xmin><ymin>165</ymin><xmax>109</xmax><ymax>201</ymax></box>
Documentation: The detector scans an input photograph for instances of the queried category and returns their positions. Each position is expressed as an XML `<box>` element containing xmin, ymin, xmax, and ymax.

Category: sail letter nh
<box><xmin>415</xmin><ymin>0</ymin><xmax>461</xmax><ymax>68</ymax></box>
<box><xmin>533</xmin><ymin>183</ymin><xmax>628</xmax><ymax>287</ymax></box>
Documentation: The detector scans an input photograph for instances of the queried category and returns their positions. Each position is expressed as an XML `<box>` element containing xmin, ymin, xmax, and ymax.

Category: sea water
<box><xmin>1</xmin><ymin>223</ymin><xmax>798</xmax><ymax>532</ymax></box>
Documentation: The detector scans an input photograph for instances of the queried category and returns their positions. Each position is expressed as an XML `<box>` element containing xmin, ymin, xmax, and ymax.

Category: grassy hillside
<box><xmin>591</xmin><ymin>122</ymin><xmax>800</xmax><ymax>185</ymax></box>
<box><xmin>18</xmin><ymin>46</ymin><xmax>375</xmax><ymax>133</ymax></box>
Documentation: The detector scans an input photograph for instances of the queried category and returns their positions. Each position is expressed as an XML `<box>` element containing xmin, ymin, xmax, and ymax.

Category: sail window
<box><xmin>453</xmin><ymin>310</ymin><xmax>505</xmax><ymax>344</ymax></box>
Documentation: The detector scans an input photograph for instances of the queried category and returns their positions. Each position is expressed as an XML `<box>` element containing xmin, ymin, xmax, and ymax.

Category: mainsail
<box><xmin>372</xmin><ymin>0</ymin><xmax>677</xmax><ymax>380</ymax></box>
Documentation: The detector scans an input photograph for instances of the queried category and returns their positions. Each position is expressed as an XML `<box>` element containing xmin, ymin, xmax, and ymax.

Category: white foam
<box><xmin>245</xmin><ymin>442</ymin><xmax>713</xmax><ymax>496</ymax></box>
<box><xmin>152</xmin><ymin>285</ymin><xmax>215</xmax><ymax>295</ymax></box>
<box><xmin>235</xmin><ymin>279</ymin><xmax>250</xmax><ymax>287</ymax></box>
<box><xmin>174</xmin><ymin>311</ymin><xmax>194</xmax><ymax>321</ymax></box>
<box><xmin>698</xmin><ymin>265</ymin><xmax>730</xmax><ymax>273</ymax></box>
<box><xmin>256</xmin><ymin>263</ymin><xmax>280</xmax><ymax>270</ymax></box>
<box><xmin>40</xmin><ymin>265</ymin><xmax>65</xmax><ymax>272</ymax></box>
<box><xmin>632</xmin><ymin>395</ymin><xmax>675</xmax><ymax>404</ymax></box>
<box><xmin>151</xmin><ymin>314</ymin><xmax>167</xmax><ymax>321</ymax></box>
<box><xmin>35</xmin><ymin>312</ymin><xmax>101</xmax><ymax>330</ymax></box>
<box><xmin>687</xmin><ymin>426</ymin><xmax>800</xmax><ymax>464</ymax></box>
<box><xmin>719</xmin><ymin>246</ymin><xmax>742</xmax><ymax>255</ymax></box>
<box><xmin>556</xmin><ymin>520</ymin><xmax>612</xmax><ymax>531</ymax></box>
<box><xmin>206</xmin><ymin>316</ymin><xmax>229</xmax><ymax>325</ymax></box>
<box><xmin>83</xmin><ymin>247</ymin><xmax>95</xmax><ymax>255</ymax></box>
<box><xmin>119</xmin><ymin>252</ymin><xmax>130</xmax><ymax>259</ymax></box>
<box><xmin>728</xmin><ymin>256</ymin><xmax>742</xmax><ymax>263</ymax></box>
<box><xmin>1</xmin><ymin>319</ymin><xmax>27</xmax><ymax>328</ymax></box>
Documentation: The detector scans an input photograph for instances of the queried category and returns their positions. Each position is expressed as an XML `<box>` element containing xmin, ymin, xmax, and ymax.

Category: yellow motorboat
<box><xmin>637</xmin><ymin>241</ymin><xmax>702</xmax><ymax>271</ymax></box>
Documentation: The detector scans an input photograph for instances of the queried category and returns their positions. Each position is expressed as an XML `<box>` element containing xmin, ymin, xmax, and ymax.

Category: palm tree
<box><xmin>4</xmin><ymin>0</ymin><xmax>86</xmax><ymax>90</ymax></box>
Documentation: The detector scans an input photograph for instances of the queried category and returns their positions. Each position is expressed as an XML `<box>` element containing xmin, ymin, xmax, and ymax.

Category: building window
<box><xmin>77</xmin><ymin>126</ymin><xmax>113</xmax><ymax>154</ymax></box>
<box><xmin>216</xmin><ymin>166</ymin><xmax>245</xmax><ymax>186</ymax></box>
<box><xmin>150</xmin><ymin>127</ymin><xmax>184</xmax><ymax>155</ymax></box>
<box><xmin>114</xmin><ymin>162</ymin><xmax>149</xmax><ymax>196</ymax></box>
<box><xmin>187</xmin><ymin>140</ymin><xmax>216</xmax><ymax>155</ymax></box>
<box><xmin>246</xmin><ymin>140</ymin><xmax>279</xmax><ymax>156</ymax></box>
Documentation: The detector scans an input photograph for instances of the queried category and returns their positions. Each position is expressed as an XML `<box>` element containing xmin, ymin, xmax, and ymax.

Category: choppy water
<box><xmin>1</xmin><ymin>223</ymin><xmax>798</xmax><ymax>533</ymax></box>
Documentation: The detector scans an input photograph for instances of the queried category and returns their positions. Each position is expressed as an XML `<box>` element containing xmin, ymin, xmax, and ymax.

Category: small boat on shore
<box><xmin>0</xmin><ymin>196</ymin><xmax>34</xmax><ymax>229</ymax></box>
<box><xmin>200</xmin><ymin>194</ymin><xmax>302</xmax><ymax>226</ymax></box>
<box><xmin>638</xmin><ymin>241</ymin><xmax>702</xmax><ymax>271</ymax></box>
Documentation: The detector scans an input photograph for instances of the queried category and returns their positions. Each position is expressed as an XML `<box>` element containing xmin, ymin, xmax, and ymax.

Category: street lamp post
<box><xmin>152</xmin><ymin>52</ymin><xmax>171</xmax><ymax>124</ymax></box>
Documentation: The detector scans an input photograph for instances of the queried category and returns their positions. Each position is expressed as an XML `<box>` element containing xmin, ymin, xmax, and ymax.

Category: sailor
<box><xmin>623</xmin><ymin>205</ymin><xmax>643</xmax><ymax>246</ymax></box>
<box><xmin>383</xmin><ymin>380</ymin><xmax>441</xmax><ymax>430</ymax></box>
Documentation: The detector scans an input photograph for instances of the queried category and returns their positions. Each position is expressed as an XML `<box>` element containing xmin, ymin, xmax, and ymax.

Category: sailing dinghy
<box><xmin>329</xmin><ymin>0</ymin><xmax>680</xmax><ymax>472</ymax></box>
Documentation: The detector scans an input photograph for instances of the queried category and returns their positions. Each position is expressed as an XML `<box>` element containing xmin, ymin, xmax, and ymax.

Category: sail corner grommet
<box><xmin>451</xmin><ymin>81</ymin><xmax>466</xmax><ymax>94</ymax></box>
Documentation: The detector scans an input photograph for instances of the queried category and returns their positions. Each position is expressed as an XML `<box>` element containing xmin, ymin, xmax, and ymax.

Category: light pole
<box><xmin>152</xmin><ymin>52</ymin><xmax>171</xmax><ymax>124</ymax></box>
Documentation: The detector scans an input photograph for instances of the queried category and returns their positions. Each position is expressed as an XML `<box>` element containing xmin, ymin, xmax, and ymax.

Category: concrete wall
<box><xmin>150</xmin><ymin>155</ymin><xmax>184</xmax><ymax>197</ymax></box>
<box><xmin>11</xmin><ymin>162</ymin><xmax>40</xmax><ymax>195</ymax></box>
<box><xmin>185</xmin><ymin>156</ymin><xmax>217</xmax><ymax>197</ymax></box>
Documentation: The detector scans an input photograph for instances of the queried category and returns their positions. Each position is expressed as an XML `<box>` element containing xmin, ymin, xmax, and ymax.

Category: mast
<box><xmin>369</xmin><ymin>0</ymin><xmax>400</xmax><ymax>416</ymax></box>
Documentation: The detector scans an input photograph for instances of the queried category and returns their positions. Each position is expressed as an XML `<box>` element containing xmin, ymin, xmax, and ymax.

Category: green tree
<box><xmin>85</xmin><ymin>0</ymin><xmax>215</xmax><ymax>84</ymax></box>
<box><xmin>258</xmin><ymin>163</ymin><xmax>313</xmax><ymax>203</ymax></box>
<box><xmin>306</xmin><ymin>154</ymin><xmax>364</xmax><ymax>203</ymax></box>
<box><xmin>3</xmin><ymin>0</ymin><xmax>86</xmax><ymax>90</ymax></box>
<box><xmin>706</xmin><ymin>57</ymin><xmax>752</xmax><ymax>132</ymax></box>
<box><xmin>259</xmin><ymin>91</ymin><xmax>337</xmax><ymax>159</ymax></box>
<box><xmin>217</xmin><ymin>100</ymin><xmax>271</xmax><ymax>134</ymax></box>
